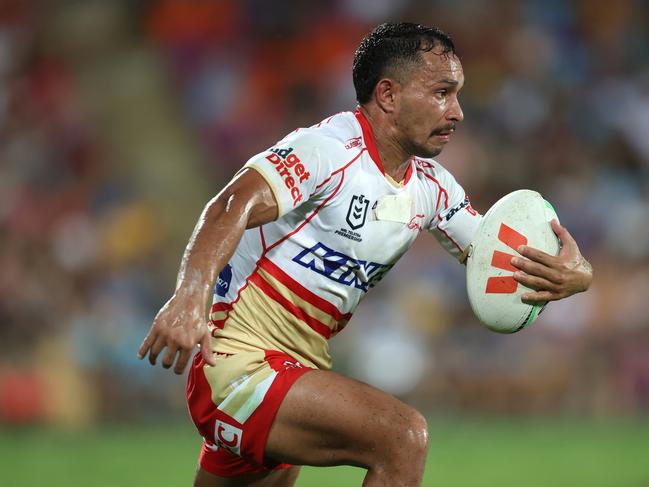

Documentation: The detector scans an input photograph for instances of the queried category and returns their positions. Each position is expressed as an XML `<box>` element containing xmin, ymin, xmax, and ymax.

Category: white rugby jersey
<box><xmin>209</xmin><ymin>109</ymin><xmax>481</xmax><ymax>369</ymax></box>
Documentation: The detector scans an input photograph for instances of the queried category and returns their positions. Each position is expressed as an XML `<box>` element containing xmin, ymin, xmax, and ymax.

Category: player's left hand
<box><xmin>510</xmin><ymin>219</ymin><xmax>592</xmax><ymax>302</ymax></box>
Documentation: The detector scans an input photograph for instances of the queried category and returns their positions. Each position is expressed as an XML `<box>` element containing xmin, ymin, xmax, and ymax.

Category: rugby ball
<box><xmin>466</xmin><ymin>190</ymin><xmax>560</xmax><ymax>333</ymax></box>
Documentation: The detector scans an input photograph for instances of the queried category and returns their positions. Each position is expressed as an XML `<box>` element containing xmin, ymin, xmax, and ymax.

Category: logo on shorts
<box><xmin>213</xmin><ymin>419</ymin><xmax>243</xmax><ymax>455</ymax></box>
<box><xmin>283</xmin><ymin>360</ymin><xmax>303</xmax><ymax>369</ymax></box>
<box><xmin>346</xmin><ymin>194</ymin><xmax>369</xmax><ymax>230</ymax></box>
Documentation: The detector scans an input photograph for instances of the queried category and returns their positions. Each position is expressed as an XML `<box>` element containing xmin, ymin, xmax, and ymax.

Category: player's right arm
<box><xmin>137</xmin><ymin>168</ymin><xmax>278</xmax><ymax>374</ymax></box>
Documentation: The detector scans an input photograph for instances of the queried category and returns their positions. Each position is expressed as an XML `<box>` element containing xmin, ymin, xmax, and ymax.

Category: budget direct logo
<box><xmin>266</xmin><ymin>147</ymin><xmax>311</xmax><ymax>207</ymax></box>
<box><xmin>485</xmin><ymin>223</ymin><xmax>527</xmax><ymax>294</ymax></box>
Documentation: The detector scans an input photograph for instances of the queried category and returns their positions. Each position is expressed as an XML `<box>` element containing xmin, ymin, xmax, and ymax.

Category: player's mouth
<box><xmin>431</xmin><ymin>125</ymin><xmax>456</xmax><ymax>142</ymax></box>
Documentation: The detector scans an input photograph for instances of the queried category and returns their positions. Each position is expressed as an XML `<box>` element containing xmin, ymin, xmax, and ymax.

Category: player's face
<box><xmin>394</xmin><ymin>47</ymin><xmax>465</xmax><ymax>158</ymax></box>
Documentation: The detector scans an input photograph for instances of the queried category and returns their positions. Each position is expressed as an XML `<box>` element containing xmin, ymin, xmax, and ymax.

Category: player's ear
<box><xmin>374</xmin><ymin>78</ymin><xmax>399</xmax><ymax>113</ymax></box>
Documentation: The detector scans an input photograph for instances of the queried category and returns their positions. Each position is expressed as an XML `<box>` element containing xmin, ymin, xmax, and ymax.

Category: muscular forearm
<box><xmin>174</xmin><ymin>191</ymin><xmax>250</xmax><ymax>319</ymax></box>
<box><xmin>139</xmin><ymin>168</ymin><xmax>279</xmax><ymax>373</ymax></box>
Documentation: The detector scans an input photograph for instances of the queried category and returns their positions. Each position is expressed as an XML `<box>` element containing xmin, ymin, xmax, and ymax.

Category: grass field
<box><xmin>1</xmin><ymin>416</ymin><xmax>648</xmax><ymax>486</ymax></box>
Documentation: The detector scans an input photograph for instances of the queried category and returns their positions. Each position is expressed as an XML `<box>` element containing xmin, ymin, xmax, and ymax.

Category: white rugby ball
<box><xmin>466</xmin><ymin>190</ymin><xmax>560</xmax><ymax>333</ymax></box>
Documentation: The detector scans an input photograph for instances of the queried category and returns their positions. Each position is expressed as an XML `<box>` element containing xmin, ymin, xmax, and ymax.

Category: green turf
<box><xmin>1</xmin><ymin>417</ymin><xmax>647</xmax><ymax>486</ymax></box>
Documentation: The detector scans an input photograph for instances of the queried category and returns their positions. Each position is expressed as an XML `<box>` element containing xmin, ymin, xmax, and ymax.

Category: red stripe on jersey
<box><xmin>249</xmin><ymin>272</ymin><xmax>333</xmax><ymax>339</ymax></box>
<box><xmin>259</xmin><ymin>226</ymin><xmax>267</xmax><ymax>252</ymax></box>
<box><xmin>314</xmin><ymin>148</ymin><xmax>366</xmax><ymax>191</ymax></box>
<box><xmin>210</xmin><ymin>268</ymin><xmax>256</xmax><ymax>335</ymax></box>
<box><xmin>416</xmin><ymin>168</ymin><xmax>449</xmax><ymax>209</ymax></box>
<box><xmin>209</xmin><ymin>302</ymin><xmax>233</xmax><ymax>329</ymax></box>
<box><xmin>436</xmin><ymin>225</ymin><xmax>463</xmax><ymax>253</ymax></box>
<box><xmin>355</xmin><ymin>108</ymin><xmax>414</xmax><ymax>184</ymax></box>
<box><xmin>435</xmin><ymin>190</ymin><xmax>443</xmax><ymax>212</ymax></box>
<box><xmin>259</xmin><ymin>257</ymin><xmax>352</xmax><ymax>322</ymax></box>
<box><xmin>211</xmin><ymin>302</ymin><xmax>233</xmax><ymax>313</ymax></box>
<box><xmin>267</xmin><ymin>171</ymin><xmax>347</xmax><ymax>252</ymax></box>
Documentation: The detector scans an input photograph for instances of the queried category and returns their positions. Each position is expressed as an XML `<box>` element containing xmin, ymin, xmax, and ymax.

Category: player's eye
<box><xmin>434</xmin><ymin>89</ymin><xmax>448</xmax><ymax>99</ymax></box>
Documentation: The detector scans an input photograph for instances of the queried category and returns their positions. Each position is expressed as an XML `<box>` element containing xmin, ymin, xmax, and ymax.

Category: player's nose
<box><xmin>447</xmin><ymin>96</ymin><xmax>464</xmax><ymax>123</ymax></box>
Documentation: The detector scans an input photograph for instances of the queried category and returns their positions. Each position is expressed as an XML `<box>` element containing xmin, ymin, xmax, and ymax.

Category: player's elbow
<box><xmin>210</xmin><ymin>170</ymin><xmax>279</xmax><ymax>229</ymax></box>
<box><xmin>204</xmin><ymin>187</ymin><xmax>252</xmax><ymax>229</ymax></box>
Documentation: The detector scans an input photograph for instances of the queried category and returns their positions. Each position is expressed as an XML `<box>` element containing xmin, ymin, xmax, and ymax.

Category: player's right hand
<box><xmin>137</xmin><ymin>293</ymin><xmax>217</xmax><ymax>374</ymax></box>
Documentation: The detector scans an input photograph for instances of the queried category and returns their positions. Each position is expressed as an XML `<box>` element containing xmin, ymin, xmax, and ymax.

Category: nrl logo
<box><xmin>346</xmin><ymin>194</ymin><xmax>369</xmax><ymax>230</ymax></box>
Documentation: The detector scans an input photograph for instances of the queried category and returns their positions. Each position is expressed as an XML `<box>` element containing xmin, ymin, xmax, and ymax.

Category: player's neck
<box><xmin>358</xmin><ymin>105</ymin><xmax>412</xmax><ymax>183</ymax></box>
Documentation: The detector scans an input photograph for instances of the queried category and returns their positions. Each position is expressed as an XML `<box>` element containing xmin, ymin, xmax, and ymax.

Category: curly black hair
<box><xmin>353</xmin><ymin>22</ymin><xmax>456</xmax><ymax>104</ymax></box>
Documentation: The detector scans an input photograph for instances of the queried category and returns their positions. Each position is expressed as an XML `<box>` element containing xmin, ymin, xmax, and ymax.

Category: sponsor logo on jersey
<box><xmin>444</xmin><ymin>196</ymin><xmax>476</xmax><ymax>221</ymax></box>
<box><xmin>292</xmin><ymin>242</ymin><xmax>392</xmax><ymax>292</ymax></box>
<box><xmin>485</xmin><ymin>223</ymin><xmax>528</xmax><ymax>294</ymax></box>
<box><xmin>407</xmin><ymin>213</ymin><xmax>425</xmax><ymax>232</ymax></box>
<box><xmin>346</xmin><ymin>194</ymin><xmax>370</xmax><ymax>230</ymax></box>
<box><xmin>215</xmin><ymin>264</ymin><xmax>232</xmax><ymax>297</ymax></box>
<box><xmin>345</xmin><ymin>136</ymin><xmax>362</xmax><ymax>149</ymax></box>
<box><xmin>213</xmin><ymin>419</ymin><xmax>243</xmax><ymax>455</ymax></box>
<box><xmin>266</xmin><ymin>147</ymin><xmax>311</xmax><ymax>206</ymax></box>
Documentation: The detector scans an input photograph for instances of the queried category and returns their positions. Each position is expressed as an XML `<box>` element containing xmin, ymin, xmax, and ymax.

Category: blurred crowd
<box><xmin>1</xmin><ymin>0</ymin><xmax>648</xmax><ymax>427</ymax></box>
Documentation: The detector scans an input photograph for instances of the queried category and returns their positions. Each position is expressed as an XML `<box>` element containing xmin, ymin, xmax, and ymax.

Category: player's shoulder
<box><xmin>412</xmin><ymin>156</ymin><xmax>457</xmax><ymax>184</ymax></box>
<box><xmin>283</xmin><ymin>112</ymin><xmax>358</xmax><ymax>146</ymax></box>
<box><xmin>277</xmin><ymin>111</ymin><xmax>363</xmax><ymax>168</ymax></box>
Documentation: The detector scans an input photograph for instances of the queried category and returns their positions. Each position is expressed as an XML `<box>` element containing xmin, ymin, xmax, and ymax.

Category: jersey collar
<box><xmin>354</xmin><ymin>107</ymin><xmax>413</xmax><ymax>185</ymax></box>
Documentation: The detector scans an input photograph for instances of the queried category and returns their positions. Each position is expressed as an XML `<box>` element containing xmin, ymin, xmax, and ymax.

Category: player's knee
<box><xmin>366</xmin><ymin>407</ymin><xmax>428</xmax><ymax>481</ymax></box>
<box><xmin>402</xmin><ymin>408</ymin><xmax>429</xmax><ymax>457</ymax></box>
<box><xmin>383</xmin><ymin>407</ymin><xmax>429</xmax><ymax>462</ymax></box>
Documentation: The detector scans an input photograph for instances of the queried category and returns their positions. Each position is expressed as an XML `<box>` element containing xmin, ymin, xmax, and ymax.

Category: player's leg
<box><xmin>265</xmin><ymin>369</ymin><xmax>429</xmax><ymax>486</ymax></box>
<box><xmin>194</xmin><ymin>465</ymin><xmax>300</xmax><ymax>487</ymax></box>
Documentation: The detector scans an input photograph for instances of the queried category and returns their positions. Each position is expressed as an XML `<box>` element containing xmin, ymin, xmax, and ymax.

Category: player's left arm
<box><xmin>427</xmin><ymin>164</ymin><xmax>482</xmax><ymax>262</ymax></box>
<box><xmin>511</xmin><ymin>219</ymin><xmax>593</xmax><ymax>302</ymax></box>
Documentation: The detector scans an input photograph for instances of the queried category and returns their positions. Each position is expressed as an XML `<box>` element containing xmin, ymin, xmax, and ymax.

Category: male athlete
<box><xmin>138</xmin><ymin>23</ymin><xmax>592</xmax><ymax>486</ymax></box>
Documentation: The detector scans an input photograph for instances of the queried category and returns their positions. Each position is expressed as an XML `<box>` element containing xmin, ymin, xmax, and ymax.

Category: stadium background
<box><xmin>1</xmin><ymin>0</ymin><xmax>648</xmax><ymax>485</ymax></box>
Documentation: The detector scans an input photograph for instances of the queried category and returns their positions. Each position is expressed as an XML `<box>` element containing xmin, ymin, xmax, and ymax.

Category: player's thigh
<box><xmin>265</xmin><ymin>369</ymin><xmax>427</xmax><ymax>467</ymax></box>
<box><xmin>194</xmin><ymin>465</ymin><xmax>300</xmax><ymax>487</ymax></box>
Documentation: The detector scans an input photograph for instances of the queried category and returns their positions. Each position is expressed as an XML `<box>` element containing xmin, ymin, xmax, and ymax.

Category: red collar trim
<box><xmin>353</xmin><ymin>107</ymin><xmax>413</xmax><ymax>185</ymax></box>
<box><xmin>354</xmin><ymin>107</ymin><xmax>385</xmax><ymax>174</ymax></box>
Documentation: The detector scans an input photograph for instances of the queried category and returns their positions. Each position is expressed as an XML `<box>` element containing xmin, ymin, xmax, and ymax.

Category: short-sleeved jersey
<box><xmin>209</xmin><ymin>109</ymin><xmax>481</xmax><ymax>369</ymax></box>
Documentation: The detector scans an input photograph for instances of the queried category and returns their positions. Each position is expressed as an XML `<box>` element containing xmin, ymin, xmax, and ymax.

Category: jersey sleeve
<box><xmin>243</xmin><ymin>131</ymin><xmax>341</xmax><ymax>218</ymax></box>
<box><xmin>427</xmin><ymin>167</ymin><xmax>482</xmax><ymax>260</ymax></box>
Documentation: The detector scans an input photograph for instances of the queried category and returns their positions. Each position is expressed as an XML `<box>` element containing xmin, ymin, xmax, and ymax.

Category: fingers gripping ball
<box><xmin>466</xmin><ymin>190</ymin><xmax>560</xmax><ymax>333</ymax></box>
